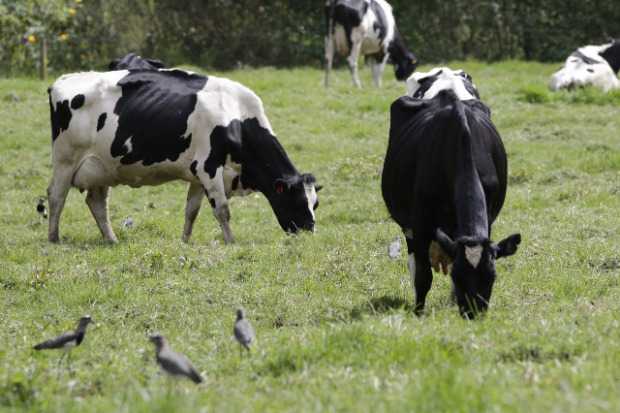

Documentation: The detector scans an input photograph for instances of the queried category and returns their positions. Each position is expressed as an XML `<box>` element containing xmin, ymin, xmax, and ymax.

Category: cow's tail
<box><xmin>439</xmin><ymin>89</ymin><xmax>471</xmax><ymax>141</ymax></box>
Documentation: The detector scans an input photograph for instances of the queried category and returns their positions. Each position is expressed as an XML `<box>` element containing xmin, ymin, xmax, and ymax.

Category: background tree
<box><xmin>0</xmin><ymin>0</ymin><xmax>618</xmax><ymax>76</ymax></box>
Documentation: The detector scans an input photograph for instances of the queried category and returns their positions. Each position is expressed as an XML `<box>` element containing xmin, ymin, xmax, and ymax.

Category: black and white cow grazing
<box><xmin>550</xmin><ymin>40</ymin><xmax>620</xmax><ymax>92</ymax></box>
<box><xmin>46</xmin><ymin>55</ymin><xmax>321</xmax><ymax>244</ymax></box>
<box><xmin>381</xmin><ymin>68</ymin><xmax>521</xmax><ymax>318</ymax></box>
<box><xmin>324</xmin><ymin>0</ymin><xmax>418</xmax><ymax>88</ymax></box>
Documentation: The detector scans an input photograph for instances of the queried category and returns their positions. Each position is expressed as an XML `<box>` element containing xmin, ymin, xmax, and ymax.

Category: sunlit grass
<box><xmin>0</xmin><ymin>61</ymin><xmax>619</xmax><ymax>412</ymax></box>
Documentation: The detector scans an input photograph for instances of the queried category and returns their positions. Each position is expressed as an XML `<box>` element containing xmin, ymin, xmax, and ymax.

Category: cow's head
<box><xmin>388</xmin><ymin>33</ymin><xmax>418</xmax><ymax>81</ymax></box>
<box><xmin>269</xmin><ymin>173</ymin><xmax>321</xmax><ymax>234</ymax></box>
<box><xmin>435</xmin><ymin>229</ymin><xmax>521</xmax><ymax>319</ymax></box>
<box><xmin>407</xmin><ymin>68</ymin><xmax>480</xmax><ymax>100</ymax></box>
<box><xmin>393</xmin><ymin>53</ymin><xmax>418</xmax><ymax>82</ymax></box>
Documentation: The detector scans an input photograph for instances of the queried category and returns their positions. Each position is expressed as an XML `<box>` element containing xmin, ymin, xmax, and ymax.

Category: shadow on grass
<box><xmin>498</xmin><ymin>345</ymin><xmax>578</xmax><ymax>363</ymax></box>
<box><xmin>350</xmin><ymin>295</ymin><xmax>413</xmax><ymax>320</ymax></box>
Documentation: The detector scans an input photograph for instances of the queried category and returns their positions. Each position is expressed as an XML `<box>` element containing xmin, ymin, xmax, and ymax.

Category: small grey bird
<box><xmin>388</xmin><ymin>236</ymin><xmax>401</xmax><ymax>259</ymax></box>
<box><xmin>36</xmin><ymin>198</ymin><xmax>47</xmax><ymax>219</ymax></box>
<box><xmin>233</xmin><ymin>308</ymin><xmax>255</xmax><ymax>354</ymax></box>
<box><xmin>33</xmin><ymin>315</ymin><xmax>92</xmax><ymax>351</ymax></box>
<box><xmin>149</xmin><ymin>334</ymin><xmax>203</xmax><ymax>384</ymax></box>
<box><xmin>33</xmin><ymin>316</ymin><xmax>92</xmax><ymax>374</ymax></box>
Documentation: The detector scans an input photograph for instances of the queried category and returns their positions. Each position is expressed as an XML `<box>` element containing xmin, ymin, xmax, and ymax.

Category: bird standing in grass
<box><xmin>149</xmin><ymin>334</ymin><xmax>203</xmax><ymax>384</ymax></box>
<box><xmin>36</xmin><ymin>198</ymin><xmax>47</xmax><ymax>219</ymax></box>
<box><xmin>234</xmin><ymin>308</ymin><xmax>255</xmax><ymax>355</ymax></box>
<box><xmin>33</xmin><ymin>315</ymin><xmax>92</xmax><ymax>367</ymax></box>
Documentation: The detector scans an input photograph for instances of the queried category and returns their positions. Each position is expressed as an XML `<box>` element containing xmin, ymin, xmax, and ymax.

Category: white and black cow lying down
<box><xmin>324</xmin><ymin>0</ymin><xmax>418</xmax><ymax>88</ymax></box>
<box><xmin>550</xmin><ymin>40</ymin><xmax>620</xmax><ymax>92</ymax></box>
<box><xmin>382</xmin><ymin>68</ymin><xmax>521</xmax><ymax>318</ymax></box>
<box><xmin>46</xmin><ymin>54</ymin><xmax>321</xmax><ymax>244</ymax></box>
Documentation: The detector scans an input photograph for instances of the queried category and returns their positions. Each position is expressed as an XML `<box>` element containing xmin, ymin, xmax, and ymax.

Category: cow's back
<box><xmin>382</xmin><ymin>97</ymin><xmax>507</xmax><ymax>232</ymax></box>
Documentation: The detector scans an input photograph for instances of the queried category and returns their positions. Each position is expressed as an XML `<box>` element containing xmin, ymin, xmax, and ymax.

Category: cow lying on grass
<box><xmin>382</xmin><ymin>68</ymin><xmax>521</xmax><ymax>318</ymax></box>
<box><xmin>550</xmin><ymin>40</ymin><xmax>620</xmax><ymax>92</ymax></box>
<box><xmin>46</xmin><ymin>54</ymin><xmax>320</xmax><ymax>244</ymax></box>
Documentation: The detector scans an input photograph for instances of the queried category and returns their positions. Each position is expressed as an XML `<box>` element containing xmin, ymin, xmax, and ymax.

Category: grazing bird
<box><xmin>33</xmin><ymin>315</ymin><xmax>92</xmax><ymax>351</ymax></box>
<box><xmin>149</xmin><ymin>334</ymin><xmax>203</xmax><ymax>384</ymax></box>
<box><xmin>233</xmin><ymin>308</ymin><xmax>255</xmax><ymax>354</ymax></box>
<box><xmin>36</xmin><ymin>198</ymin><xmax>47</xmax><ymax>219</ymax></box>
<box><xmin>33</xmin><ymin>315</ymin><xmax>92</xmax><ymax>370</ymax></box>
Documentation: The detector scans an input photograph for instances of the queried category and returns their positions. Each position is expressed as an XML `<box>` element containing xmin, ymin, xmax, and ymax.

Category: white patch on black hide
<box><xmin>465</xmin><ymin>245</ymin><xmax>483</xmax><ymax>268</ymax></box>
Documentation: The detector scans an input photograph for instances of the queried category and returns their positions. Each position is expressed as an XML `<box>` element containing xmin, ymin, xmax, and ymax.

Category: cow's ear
<box><xmin>315</xmin><ymin>185</ymin><xmax>323</xmax><ymax>192</ymax></box>
<box><xmin>108</xmin><ymin>59</ymin><xmax>120</xmax><ymax>70</ymax></box>
<box><xmin>301</xmin><ymin>173</ymin><xmax>316</xmax><ymax>185</ymax></box>
<box><xmin>494</xmin><ymin>233</ymin><xmax>521</xmax><ymax>259</ymax></box>
<box><xmin>435</xmin><ymin>228</ymin><xmax>457</xmax><ymax>259</ymax></box>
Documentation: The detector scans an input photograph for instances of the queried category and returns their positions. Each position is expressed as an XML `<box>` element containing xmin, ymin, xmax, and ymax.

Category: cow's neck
<box><xmin>239</xmin><ymin>121</ymin><xmax>298</xmax><ymax>194</ymax></box>
<box><xmin>389</xmin><ymin>30</ymin><xmax>410</xmax><ymax>62</ymax></box>
<box><xmin>454</xmin><ymin>130</ymin><xmax>489</xmax><ymax>239</ymax></box>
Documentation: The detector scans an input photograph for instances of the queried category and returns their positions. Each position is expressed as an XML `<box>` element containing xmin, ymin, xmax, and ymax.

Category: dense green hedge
<box><xmin>1</xmin><ymin>0</ymin><xmax>618</xmax><ymax>75</ymax></box>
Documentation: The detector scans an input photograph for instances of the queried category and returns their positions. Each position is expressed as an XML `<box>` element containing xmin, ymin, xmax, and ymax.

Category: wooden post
<box><xmin>40</xmin><ymin>35</ymin><xmax>47</xmax><ymax>80</ymax></box>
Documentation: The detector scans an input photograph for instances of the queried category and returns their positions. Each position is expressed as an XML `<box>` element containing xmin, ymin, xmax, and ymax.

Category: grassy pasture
<box><xmin>0</xmin><ymin>61</ymin><xmax>619</xmax><ymax>412</ymax></box>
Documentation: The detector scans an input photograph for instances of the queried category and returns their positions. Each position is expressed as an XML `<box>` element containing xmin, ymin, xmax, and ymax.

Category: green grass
<box><xmin>1</xmin><ymin>61</ymin><xmax>619</xmax><ymax>412</ymax></box>
<box><xmin>518</xmin><ymin>84</ymin><xmax>620</xmax><ymax>105</ymax></box>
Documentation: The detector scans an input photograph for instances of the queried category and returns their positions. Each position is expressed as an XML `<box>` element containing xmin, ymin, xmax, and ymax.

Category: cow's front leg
<box><xmin>404</xmin><ymin>231</ymin><xmax>433</xmax><ymax>316</ymax></box>
<box><xmin>85</xmin><ymin>186</ymin><xmax>117</xmax><ymax>243</ymax></box>
<box><xmin>214</xmin><ymin>202</ymin><xmax>234</xmax><ymax>244</ymax></box>
<box><xmin>47</xmin><ymin>166</ymin><xmax>73</xmax><ymax>243</ymax></box>
<box><xmin>371</xmin><ymin>56</ymin><xmax>388</xmax><ymax>88</ymax></box>
<box><xmin>347</xmin><ymin>40</ymin><xmax>363</xmax><ymax>88</ymax></box>
<box><xmin>182</xmin><ymin>183</ymin><xmax>204</xmax><ymax>243</ymax></box>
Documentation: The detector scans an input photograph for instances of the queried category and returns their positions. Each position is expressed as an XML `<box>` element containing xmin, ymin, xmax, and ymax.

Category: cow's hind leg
<box><xmin>85</xmin><ymin>186</ymin><xmax>117</xmax><ymax>243</ymax></box>
<box><xmin>405</xmin><ymin>232</ymin><xmax>433</xmax><ymax>316</ymax></box>
<box><xmin>182</xmin><ymin>182</ymin><xmax>204</xmax><ymax>243</ymax></box>
<box><xmin>47</xmin><ymin>167</ymin><xmax>73</xmax><ymax>243</ymax></box>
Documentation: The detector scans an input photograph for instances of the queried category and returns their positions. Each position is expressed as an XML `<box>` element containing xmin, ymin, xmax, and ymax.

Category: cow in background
<box><xmin>324</xmin><ymin>0</ymin><xmax>418</xmax><ymax>88</ymax></box>
<box><xmin>550</xmin><ymin>40</ymin><xmax>620</xmax><ymax>92</ymax></box>
<box><xmin>382</xmin><ymin>68</ymin><xmax>521</xmax><ymax>318</ymax></box>
<box><xmin>46</xmin><ymin>54</ymin><xmax>321</xmax><ymax>245</ymax></box>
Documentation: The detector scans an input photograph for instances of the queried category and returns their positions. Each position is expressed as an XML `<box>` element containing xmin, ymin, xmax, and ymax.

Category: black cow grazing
<box><xmin>324</xmin><ymin>0</ymin><xmax>418</xmax><ymax>88</ymax></box>
<box><xmin>550</xmin><ymin>40</ymin><xmax>620</xmax><ymax>91</ymax></box>
<box><xmin>381</xmin><ymin>68</ymin><xmax>521</xmax><ymax>318</ymax></box>
<box><xmin>47</xmin><ymin>54</ymin><xmax>321</xmax><ymax>245</ymax></box>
